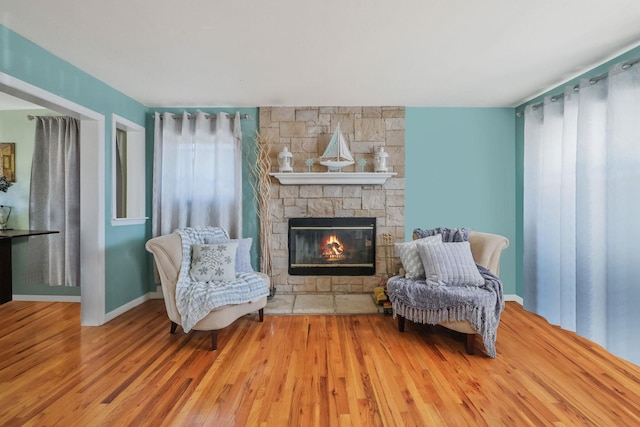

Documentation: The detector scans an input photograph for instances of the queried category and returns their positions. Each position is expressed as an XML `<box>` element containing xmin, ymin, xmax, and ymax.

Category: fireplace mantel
<box><xmin>269</xmin><ymin>172</ymin><xmax>396</xmax><ymax>185</ymax></box>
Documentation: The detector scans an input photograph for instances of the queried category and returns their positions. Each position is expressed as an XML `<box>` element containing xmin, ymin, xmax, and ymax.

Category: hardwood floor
<box><xmin>0</xmin><ymin>300</ymin><xmax>639</xmax><ymax>426</ymax></box>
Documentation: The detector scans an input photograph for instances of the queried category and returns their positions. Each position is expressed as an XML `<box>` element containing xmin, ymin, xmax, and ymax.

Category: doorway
<box><xmin>0</xmin><ymin>71</ymin><xmax>105</xmax><ymax>326</ymax></box>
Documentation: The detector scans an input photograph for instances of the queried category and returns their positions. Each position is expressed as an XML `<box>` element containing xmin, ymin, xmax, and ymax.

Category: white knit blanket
<box><xmin>175</xmin><ymin>227</ymin><xmax>270</xmax><ymax>332</ymax></box>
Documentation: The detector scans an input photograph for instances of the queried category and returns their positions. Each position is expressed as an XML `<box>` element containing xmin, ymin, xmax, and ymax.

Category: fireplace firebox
<box><xmin>288</xmin><ymin>217</ymin><xmax>376</xmax><ymax>276</ymax></box>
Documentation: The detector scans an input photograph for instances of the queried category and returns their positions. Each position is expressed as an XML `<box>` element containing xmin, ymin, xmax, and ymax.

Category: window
<box><xmin>112</xmin><ymin>114</ymin><xmax>146</xmax><ymax>225</ymax></box>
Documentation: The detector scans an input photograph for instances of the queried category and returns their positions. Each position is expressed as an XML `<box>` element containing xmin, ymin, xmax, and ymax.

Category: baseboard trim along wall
<box><xmin>105</xmin><ymin>293</ymin><xmax>150</xmax><ymax>323</ymax></box>
<box><xmin>149</xmin><ymin>286</ymin><xmax>163</xmax><ymax>300</ymax></box>
<box><xmin>505</xmin><ymin>294</ymin><xmax>523</xmax><ymax>305</ymax></box>
<box><xmin>12</xmin><ymin>295</ymin><xmax>82</xmax><ymax>303</ymax></box>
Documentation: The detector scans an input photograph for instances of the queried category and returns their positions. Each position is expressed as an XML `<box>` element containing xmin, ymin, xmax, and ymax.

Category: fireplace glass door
<box><xmin>288</xmin><ymin>217</ymin><xmax>376</xmax><ymax>276</ymax></box>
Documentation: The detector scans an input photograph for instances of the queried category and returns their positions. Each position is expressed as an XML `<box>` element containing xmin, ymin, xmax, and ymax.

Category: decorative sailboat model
<box><xmin>320</xmin><ymin>123</ymin><xmax>355</xmax><ymax>172</ymax></box>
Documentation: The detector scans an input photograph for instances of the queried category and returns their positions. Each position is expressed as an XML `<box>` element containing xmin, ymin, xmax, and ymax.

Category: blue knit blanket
<box><xmin>175</xmin><ymin>227</ymin><xmax>270</xmax><ymax>332</ymax></box>
<box><xmin>387</xmin><ymin>265</ymin><xmax>504</xmax><ymax>358</ymax></box>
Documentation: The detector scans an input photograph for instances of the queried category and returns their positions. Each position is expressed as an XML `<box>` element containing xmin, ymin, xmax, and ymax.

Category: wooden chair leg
<box><xmin>259</xmin><ymin>308</ymin><xmax>264</xmax><ymax>322</ymax></box>
<box><xmin>210</xmin><ymin>330</ymin><xmax>218</xmax><ymax>351</ymax></box>
<box><xmin>397</xmin><ymin>315</ymin><xmax>405</xmax><ymax>332</ymax></box>
<box><xmin>170</xmin><ymin>321</ymin><xmax>178</xmax><ymax>334</ymax></box>
<box><xmin>465</xmin><ymin>333</ymin><xmax>475</xmax><ymax>355</ymax></box>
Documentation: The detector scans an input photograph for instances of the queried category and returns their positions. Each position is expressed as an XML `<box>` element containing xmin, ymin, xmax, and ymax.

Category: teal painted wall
<box><xmin>514</xmin><ymin>45</ymin><xmax>640</xmax><ymax>298</ymax></box>
<box><xmin>0</xmin><ymin>25</ymin><xmax>150</xmax><ymax>311</ymax></box>
<box><xmin>405</xmin><ymin>108</ymin><xmax>517</xmax><ymax>295</ymax></box>
<box><xmin>515</xmin><ymin>111</ymin><xmax>524</xmax><ymax>297</ymax></box>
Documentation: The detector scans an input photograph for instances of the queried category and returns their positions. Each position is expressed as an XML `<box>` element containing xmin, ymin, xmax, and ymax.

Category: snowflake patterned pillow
<box><xmin>189</xmin><ymin>241</ymin><xmax>239</xmax><ymax>282</ymax></box>
<box><xmin>210</xmin><ymin>238</ymin><xmax>254</xmax><ymax>273</ymax></box>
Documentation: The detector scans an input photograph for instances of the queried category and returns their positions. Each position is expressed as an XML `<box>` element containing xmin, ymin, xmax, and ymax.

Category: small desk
<box><xmin>0</xmin><ymin>230</ymin><xmax>59</xmax><ymax>304</ymax></box>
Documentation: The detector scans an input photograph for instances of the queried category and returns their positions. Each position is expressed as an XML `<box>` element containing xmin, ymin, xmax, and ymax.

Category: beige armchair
<box><xmin>392</xmin><ymin>231</ymin><xmax>509</xmax><ymax>355</ymax></box>
<box><xmin>145</xmin><ymin>233</ymin><xmax>268</xmax><ymax>351</ymax></box>
<box><xmin>438</xmin><ymin>231</ymin><xmax>508</xmax><ymax>353</ymax></box>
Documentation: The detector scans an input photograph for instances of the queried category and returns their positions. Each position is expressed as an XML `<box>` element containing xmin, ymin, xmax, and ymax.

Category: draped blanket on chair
<box><xmin>175</xmin><ymin>227</ymin><xmax>269</xmax><ymax>332</ymax></box>
<box><xmin>387</xmin><ymin>265</ymin><xmax>504</xmax><ymax>358</ymax></box>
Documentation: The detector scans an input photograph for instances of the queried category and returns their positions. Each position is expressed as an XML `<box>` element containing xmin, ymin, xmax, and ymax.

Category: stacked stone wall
<box><xmin>259</xmin><ymin>106</ymin><xmax>405</xmax><ymax>293</ymax></box>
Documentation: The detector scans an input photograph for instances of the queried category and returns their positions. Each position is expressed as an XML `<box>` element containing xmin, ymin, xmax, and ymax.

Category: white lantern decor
<box><xmin>278</xmin><ymin>146</ymin><xmax>294</xmax><ymax>173</ymax></box>
<box><xmin>373</xmin><ymin>146</ymin><xmax>388</xmax><ymax>173</ymax></box>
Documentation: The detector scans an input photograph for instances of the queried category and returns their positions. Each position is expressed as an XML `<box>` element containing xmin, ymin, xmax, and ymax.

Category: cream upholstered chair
<box><xmin>395</xmin><ymin>231</ymin><xmax>509</xmax><ymax>355</ymax></box>
<box><xmin>145</xmin><ymin>233</ymin><xmax>268</xmax><ymax>351</ymax></box>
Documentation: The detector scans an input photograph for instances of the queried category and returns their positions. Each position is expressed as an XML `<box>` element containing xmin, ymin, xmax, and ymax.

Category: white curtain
<box><xmin>524</xmin><ymin>60</ymin><xmax>640</xmax><ymax>365</ymax></box>
<box><xmin>27</xmin><ymin>116</ymin><xmax>81</xmax><ymax>287</ymax></box>
<box><xmin>152</xmin><ymin>111</ymin><xmax>243</xmax><ymax>239</ymax></box>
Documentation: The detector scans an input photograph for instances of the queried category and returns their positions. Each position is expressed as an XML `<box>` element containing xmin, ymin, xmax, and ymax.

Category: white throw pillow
<box><xmin>395</xmin><ymin>234</ymin><xmax>442</xmax><ymax>278</ymax></box>
<box><xmin>233</xmin><ymin>238</ymin><xmax>254</xmax><ymax>273</ymax></box>
<box><xmin>211</xmin><ymin>238</ymin><xmax>254</xmax><ymax>273</ymax></box>
<box><xmin>189</xmin><ymin>241</ymin><xmax>239</xmax><ymax>282</ymax></box>
<box><xmin>416</xmin><ymin>239</ymin><xmax>484</xmax><ymax>287</ymax></box>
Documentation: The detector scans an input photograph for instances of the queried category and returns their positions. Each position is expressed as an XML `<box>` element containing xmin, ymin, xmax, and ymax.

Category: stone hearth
<box><xmin>265</xmin><ymin>293</ymin><xmax>382</xmax><ymax>315</ymax></box>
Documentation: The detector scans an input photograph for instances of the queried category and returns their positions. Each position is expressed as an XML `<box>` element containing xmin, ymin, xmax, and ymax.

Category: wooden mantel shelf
<box><xmin>269</xmin><ymin>172</ymin><xmax>397</xmax><ymax>185</ymax></box>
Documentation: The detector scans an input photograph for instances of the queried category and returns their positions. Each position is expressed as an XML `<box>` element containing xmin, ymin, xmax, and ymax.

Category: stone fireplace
<box><xmin>259</xmin><ymin>106</ymin><xmax>405</xmax><ymax>294</ymax></box>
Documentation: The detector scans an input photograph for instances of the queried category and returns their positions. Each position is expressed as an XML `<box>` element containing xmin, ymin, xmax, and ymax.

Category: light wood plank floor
<box><xmin>0</xmin><ymin>300</ymin><xmax>639</xmax><ymax>426</ymax></box>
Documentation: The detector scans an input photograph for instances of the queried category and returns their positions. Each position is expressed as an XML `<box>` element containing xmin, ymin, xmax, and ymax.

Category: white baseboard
<box><xmin>149</xmin><ymin>285</ymin><xmax>163</xmax><ymax>299</ymax></box>
<box><xmin>105</xmin><ymin>293</ymin><xmax>150</xmax><ymax>322</ymax></box>
<box><xmin>12</xmin><ymin>295</ymin><xmax>82</xmax><ymax>303</ymax></box>
<box><xmin>505</xmin><ymin>294</ymin><xmax>523</xmax><ymax>305</ymax></box>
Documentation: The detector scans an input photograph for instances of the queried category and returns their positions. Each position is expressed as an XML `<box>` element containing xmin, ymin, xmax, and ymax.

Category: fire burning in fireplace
<box><xmin>288</xmin><ymin>217</ymin><xmax>376</xmax><ymax>276</ymax></box>
<box><xmin>322</xmin><ymin>234</ymin><xmax>346</xmax><ymax>262</ymax></box>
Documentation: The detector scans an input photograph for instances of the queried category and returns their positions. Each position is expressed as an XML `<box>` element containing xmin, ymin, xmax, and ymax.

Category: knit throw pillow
<box><xmin>395</xmin><ymin>234</ymin><xmax>442</xmax><ymax>279</ymax></box>
<box><xmin>416</xmin><ymin>239</ymin><xmax>484</xmax><ymax>287</ymax></box>
<box><xmin>189</xmin><ymin>241</ymin><xmax>238</xmax><ymax>282</ymax></box>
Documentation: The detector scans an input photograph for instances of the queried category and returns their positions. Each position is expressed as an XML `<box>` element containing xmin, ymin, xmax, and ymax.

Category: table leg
<box><xmin>0</xmin><ymin>238</ymin><xmax>12</xmax><ymax>304</ymax></box>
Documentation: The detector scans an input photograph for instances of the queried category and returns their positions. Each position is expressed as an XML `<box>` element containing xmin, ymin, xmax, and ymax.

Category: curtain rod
<box><xmin>516</xmin><ymin>57</ymin><xmax>640</xmax><ymax>117</ymax></box>
<box><xmin>28</xmin><ymin>113</ymin><xmax>249</xmax><ymax>121</ymax></box>
<box><xmin>26</xmin><ymin>114</ymin><xmax>65</xmax><ymax>120</ymax></box>
<box><xmin>157</xmin><ymin>113</ymin><xmax>249</xmax><ymax>120</ymax></box>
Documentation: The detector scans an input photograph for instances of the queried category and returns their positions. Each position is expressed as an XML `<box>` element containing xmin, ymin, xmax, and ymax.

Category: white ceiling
<box><xmin>2</xmin><ymin>1</ymin><xmax>640</xmax><ymax>108</ymax></box>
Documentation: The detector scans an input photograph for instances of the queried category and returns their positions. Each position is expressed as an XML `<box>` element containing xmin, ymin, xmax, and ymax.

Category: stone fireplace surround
<box><xmin>259</xmin><ymin>106</ymin><xmax>405</xmax><ymax>294</ymax></box>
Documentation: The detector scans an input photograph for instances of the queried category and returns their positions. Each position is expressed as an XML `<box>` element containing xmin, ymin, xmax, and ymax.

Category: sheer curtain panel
<box><xmin>26</xmin><ymin>116</ymin><xmax>81</xmax><ymax>287</ymax></box>
<box><xmin>152</xmin><ymin>112</ymin><xmax>243</xmax><ymax>239</ymax></box>
<box><xmin>524</xmin><ymin>61</ymin><xmax>640</xmax><ymax>365</ymax></box>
